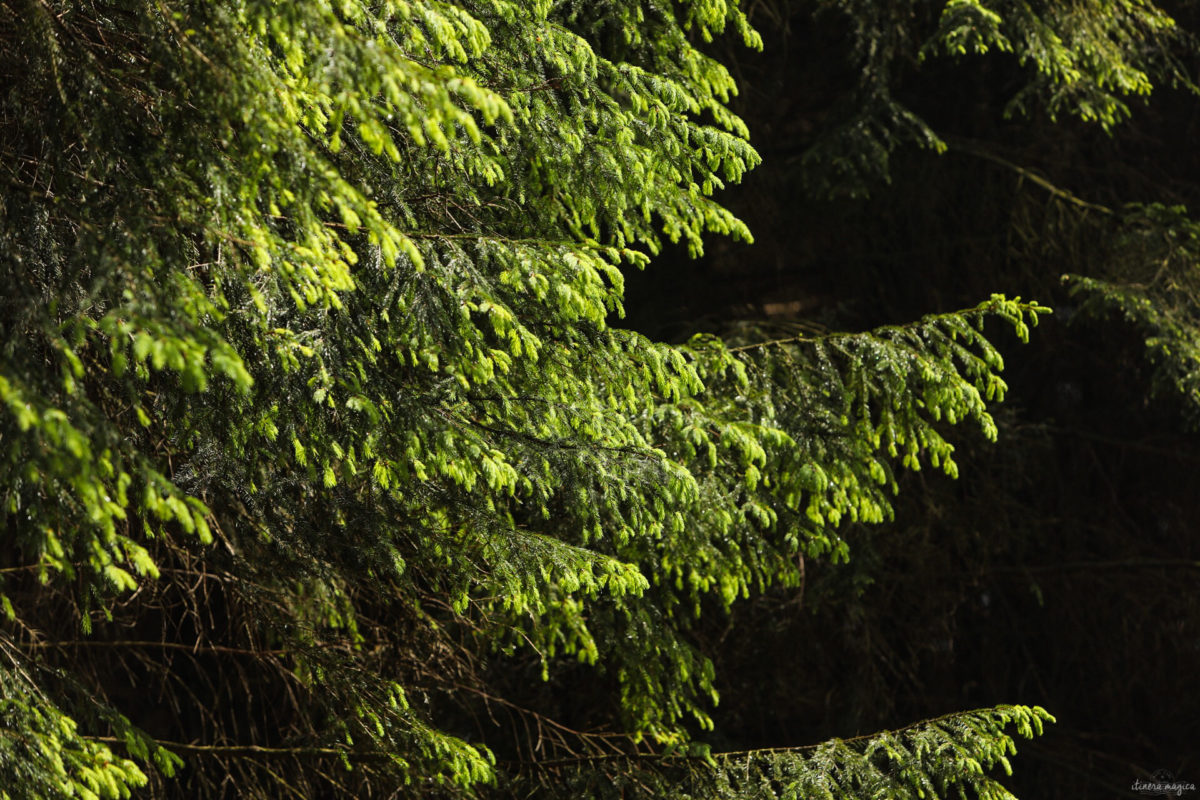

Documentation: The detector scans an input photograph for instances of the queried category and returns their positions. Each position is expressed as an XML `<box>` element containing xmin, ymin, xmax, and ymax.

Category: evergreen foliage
<box><xmin>527</xmin><ymin>705</ymin><xmax>1054</xmax><ymax>800</ymax></box>
<box><xmin>663</xmin><ymin>2</ymin><xmax>1200</xmax><ymax>797</ymax></box>
<box><xmin>1066</xmin><ymin>202</ymin><xmax>1200</xmax><ymax>428</ymax></box>
<box><xmin>794</xmin><ymin>0</ymin><xmax>1189</xmax><ymax>197</ymax></box>
<box><xmin>2</xmin><ymin>0</ymin><xmax>1156</xmax><ymax>797</ymax></box>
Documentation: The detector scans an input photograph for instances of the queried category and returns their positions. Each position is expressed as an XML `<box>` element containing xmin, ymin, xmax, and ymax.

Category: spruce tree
<box><xmin>661</xmin><ymin>3</ymin><xmax>1200</xmax><ymax>797</ymax></box>
<box><xmin>17</xmin><ymin>0</ymin><xmax>1195</xmax><ymax>796</ymax></box>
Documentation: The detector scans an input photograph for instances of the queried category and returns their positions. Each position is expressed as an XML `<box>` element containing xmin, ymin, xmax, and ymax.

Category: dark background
<box><xmin>623</xmin><ymin>3</ymin><xmax>1200</xmax><ymax>796</ymax></box>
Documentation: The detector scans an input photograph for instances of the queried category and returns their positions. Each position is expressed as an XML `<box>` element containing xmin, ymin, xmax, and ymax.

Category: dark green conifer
<box><xmin>8</xmin><ymin>0</ymin><xmax>1188</xmax><ymax>796</ymax></box>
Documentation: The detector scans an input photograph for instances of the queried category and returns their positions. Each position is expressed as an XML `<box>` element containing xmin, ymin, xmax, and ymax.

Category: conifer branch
<box><xmin>728</xmin><ymin>296</ymin><xmax>1047</xmax><ymax>353</ymax></box>
<box><xmin>25</xmin><ymin>640</ymin><xmax>289</xmax><ymax>657</ymax></box>
<box><xmin>949</xmin><ymin>138</ymin><xmax>1115</xmax><ymax>216</ymax></box>
<box><xmin>84</xmin><ymin>735</ymin><xmax>385</xmax><ymax>760</ymax></box>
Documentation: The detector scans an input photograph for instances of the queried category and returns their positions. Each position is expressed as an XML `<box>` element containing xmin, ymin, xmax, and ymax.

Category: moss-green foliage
<box><xmin>1</xmin><ymin>0</ymin><xmax>1054</xmax><ymax>796</ymax></box>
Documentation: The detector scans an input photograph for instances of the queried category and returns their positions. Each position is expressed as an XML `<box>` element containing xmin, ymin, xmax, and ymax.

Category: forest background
<box><xmin>2</xmin><ymin>0</ymin><xmax>1199</xmax><ymax>798</ymax></box>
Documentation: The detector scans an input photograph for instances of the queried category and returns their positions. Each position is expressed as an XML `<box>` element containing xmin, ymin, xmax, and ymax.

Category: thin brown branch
<box><xmin>85</xmin><ymin>735</ymin><xmax>389</xmax><ymax>760</ymax></box>
<box><xmin>988</xmin><ymin>558</ymin><xmax>1200</xmax><ymax>575</ymax></box>
<box><xmin>26</xmin><ymin>640</ymin><xmax>287</xmax><ymax>657</ymax></box>
<box><xmin>949</xmin><ymin>138</ymin><xmax>1115</xmax><ymax>216</ymax></box>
